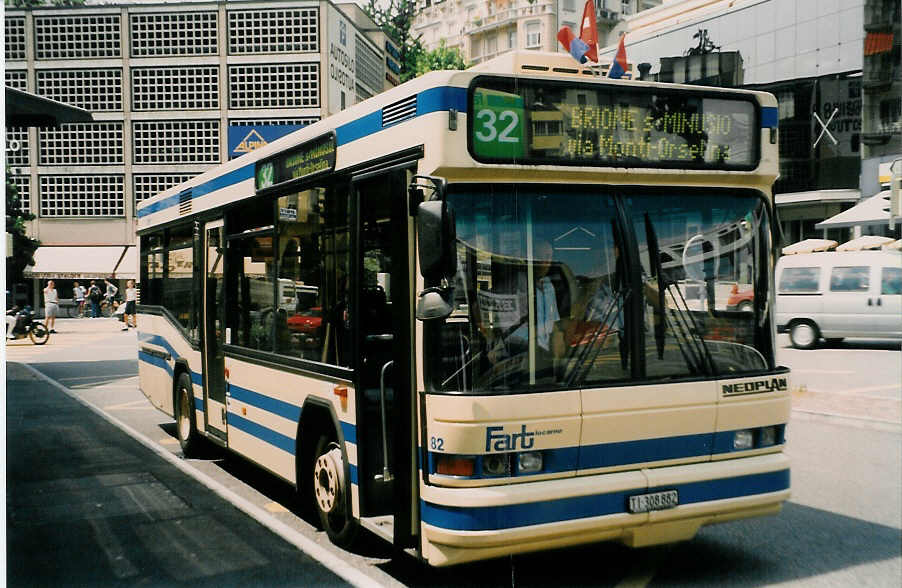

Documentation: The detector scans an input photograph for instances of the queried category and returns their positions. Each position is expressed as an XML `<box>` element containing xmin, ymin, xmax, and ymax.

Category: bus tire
<box><xmin>175</xmin><ymin>372</ymin><xmax>200</xmax><ymax>456</ymax></box>
<box><xmin>312</xmin><ymin>435</ymin><xmax>358</xmax><ymax>547</ymax></box>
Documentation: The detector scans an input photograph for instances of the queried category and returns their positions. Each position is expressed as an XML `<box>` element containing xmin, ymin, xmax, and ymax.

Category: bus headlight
<box><xmin>517</xmin><ymin>451</ymin><xmax>543</xmax><ymax>474</ymax></box>
<box><xmin>733</xmin><ymin>429</ymin><xmax>754</xmax><ymax>450</ymax></box>
<box><xmin>482</xmin><ymin>454</ymin><xmax>511</xmax><ymax>476</ymax></box>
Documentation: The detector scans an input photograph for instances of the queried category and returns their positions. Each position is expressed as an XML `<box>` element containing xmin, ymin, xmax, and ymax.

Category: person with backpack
<box><xmin>88</xmin><ymin>280</ymin><xmax>103</xmax><ymax>318</ymax></box>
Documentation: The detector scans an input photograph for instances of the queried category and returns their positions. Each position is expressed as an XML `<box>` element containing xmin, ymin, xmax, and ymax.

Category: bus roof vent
<box><xmin>178</xmin><ymin>189</ymin><xmax>192</xmax><ymax>216</ymax></box>
<box><xmin>382</xmin><ymin>95</ymin><xmax>417</xmax><ymax>127</ymax></box>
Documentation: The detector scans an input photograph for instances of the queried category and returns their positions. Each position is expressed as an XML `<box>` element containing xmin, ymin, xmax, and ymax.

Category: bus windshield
<box><xmin>427</xmin><ymin>184</ymin><xmax>774</xmax><ymax>394</ymax></box>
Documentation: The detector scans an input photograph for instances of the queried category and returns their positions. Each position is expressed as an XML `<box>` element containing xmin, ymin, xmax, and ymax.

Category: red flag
<box><xmin>579</xmin><ymin>0</ymin><xmax>598</xmax><ymax>63</ymax></box>
<box><xmin>608</xmin><ymin>35</ymin><xmax>628</xmax><ymax>79</ymax></box>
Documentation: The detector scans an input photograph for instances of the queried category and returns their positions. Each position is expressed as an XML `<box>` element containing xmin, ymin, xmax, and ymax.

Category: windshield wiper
<box><xmin>565</xmin><ymin>287</ymin><xmax>627</xmax><ymax>386</ymax></box>
<box><xmin>644</xmin><ymin>213</ymin><xmax>715</xmax><ymax>375</ymax></box>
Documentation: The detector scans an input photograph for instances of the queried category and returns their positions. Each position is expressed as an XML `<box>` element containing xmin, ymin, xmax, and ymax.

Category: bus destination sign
<box><xmin>469</xmin><ymin>78</ymin><xmax>759</xmax><ymax>170</ymax></box>
<box><xmin>256</xmin><ymin>133</ymin><xmax>336</xmax><ymax>191</ymax></box>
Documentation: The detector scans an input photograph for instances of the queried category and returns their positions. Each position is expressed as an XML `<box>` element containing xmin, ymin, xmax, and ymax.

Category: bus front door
<box><xmin>353</xmin><ymin>168</ymin><xmax>415</xmax><ymax>548</ymax></box>
<box><xmin>203</xmin><ymin>220</ymin><xmax>228</xmax><ymax>441</ymax></box>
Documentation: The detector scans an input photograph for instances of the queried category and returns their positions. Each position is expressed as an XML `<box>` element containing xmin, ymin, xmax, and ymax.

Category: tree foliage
<box><xmin>415</xmin><ymin>41</ymin><xmax>468</xmax><ymax>77</ymax></box>
<box><xmin>363</xmin><ymin>0</ymin><xmax>424</xmax><ymax>82</ymax></box>
<box><xmin>6</xmin><ymin>167</ymin><xmax>40</xmax><ymax>289</ymax></box>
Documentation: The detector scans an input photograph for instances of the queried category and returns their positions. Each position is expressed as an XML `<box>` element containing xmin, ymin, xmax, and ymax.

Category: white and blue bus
<box><xmin>136</xmin><ymin>51</ymin><xmax>790</xmax><ymax>567</ymax></box>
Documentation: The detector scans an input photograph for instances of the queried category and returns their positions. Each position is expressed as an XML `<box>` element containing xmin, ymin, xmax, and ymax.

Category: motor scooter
<box><xmin>6</xmin><ymin>306</ymin><xmax>50</xmax><ymax>345</ymax></box>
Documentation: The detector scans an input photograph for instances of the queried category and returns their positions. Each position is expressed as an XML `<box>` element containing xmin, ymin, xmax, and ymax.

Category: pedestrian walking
<box><xmin>73</xmin><ymin>281</ymin><xmax>86</xmax><ymax>317</ymax></box>
<box><xmin>43</xmin><ymin>280</ymin><xmax>59</xmax><ymax>333</ymax></box>
<box><xmin>122</xmin><ymin>280</ymin><xmax>137</xmax><ymax>331</ymax></box>
<box><xmin>103</xmin><ymin>278</ymin><xmax>119</xmax><ymax>311</ymax></box>
<box><xmin>88</xmin><ymin>280</ymin><xmax>103</xmax><ymax>318</ymax></box>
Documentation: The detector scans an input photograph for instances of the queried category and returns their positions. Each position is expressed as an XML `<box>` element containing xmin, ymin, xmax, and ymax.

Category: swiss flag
<box><xmin>578</xmin><ymin>0</ymin><xmax>599</xmax><ymax>63</ymax></box>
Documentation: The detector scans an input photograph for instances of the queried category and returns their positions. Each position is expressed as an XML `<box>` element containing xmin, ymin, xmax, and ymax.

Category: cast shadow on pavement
<box><xmin>386</xmin><ymin>502</ymin><xmax>901</xmax><ymax>587</ymax></box>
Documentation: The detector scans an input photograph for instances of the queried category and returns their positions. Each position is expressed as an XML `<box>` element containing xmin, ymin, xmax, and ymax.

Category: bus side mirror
<box><xmin>416</xmin><ymin>200</ymin><xmax>456</xmax><ymax>321</ymax></box>
<box><xmin>417</xmin><ymin>200</ymin><xmax>456</xmax><ymax>281</ymax></box>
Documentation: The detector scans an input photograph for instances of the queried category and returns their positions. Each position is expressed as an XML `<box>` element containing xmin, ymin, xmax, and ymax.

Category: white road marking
<box><xmin>105</xmin><ymin>400</ymin><xmax>157</xmax><ymax>411</ymax></box>
<box><xmin>58</xmin><ymin>374</ymin><xmax>138</xmax><ymax>381</ymax></box>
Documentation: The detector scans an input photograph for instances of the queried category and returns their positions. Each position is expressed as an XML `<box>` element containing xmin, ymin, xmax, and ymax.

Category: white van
<box><xmin>776</xmin><ymin>249</ymin><xmax>902</xmax><ymax>348</ymax></box>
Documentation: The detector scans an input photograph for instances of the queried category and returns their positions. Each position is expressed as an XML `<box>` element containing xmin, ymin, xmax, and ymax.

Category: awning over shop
<box><xmin>815</xmin><ymin>191</ymin><xmax>896</xmax><ymax>229</ymax></box>
<box><xmin>115</xmin><ymin>245</ymin><xmax>138</xmax><ymax>280</ymax></box>
<box><xmin>24</xmin><ymin>246</ymin><xmax>135</xmax><ymax>280</ymax></box>
<box><xmin>781</xmin><ymin>239</ymin><xmax>837</xmax><ymax>255</ymax></box>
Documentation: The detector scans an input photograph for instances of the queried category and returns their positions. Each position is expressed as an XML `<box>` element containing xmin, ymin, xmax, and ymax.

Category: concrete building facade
<box><xmin>5</xmin><ymin>0</ymin><xmax>398</xmax><ymax>300</ymax></box>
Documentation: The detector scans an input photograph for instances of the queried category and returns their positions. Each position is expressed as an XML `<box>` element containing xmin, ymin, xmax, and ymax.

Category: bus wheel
<box><xmin>312</xmin><ymin>436</ymin><xmax>358</xmax><ymax>546</ymax></box>
<box><xmin>175</xmin><ymin>372</ymin><xmax>200</xmax><ymax>456</ymax></box>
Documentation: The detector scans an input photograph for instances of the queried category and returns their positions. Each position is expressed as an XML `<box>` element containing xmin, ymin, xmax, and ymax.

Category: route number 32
<box><xmin>474</xmin><ymin>109</ymin><xmax>521</xmax><ymax>143</ymax></box>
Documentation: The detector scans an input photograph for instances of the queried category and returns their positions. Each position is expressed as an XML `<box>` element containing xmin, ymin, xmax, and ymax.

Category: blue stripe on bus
<box><xmin>417</xmin><ymin>86</ymin><xmax>468</xmax><ymax>117</ymax></box>
<box><xmin>428</xmin><ymin>426</ymin><xmax>786</xmax><ymax>478</ymax></box>
<box><xmin>579</xmin><ymin>432</ymin><xmax>714</xmax><ymax>468</ymax></box>
<box><xmin>229</xmin><ymin>413</ymin><xmax>296</xmax><ymax>454</ymax></box>
<box><xmin>340</xmin><ymin>420</ymin><xmax>357</xmax><ymax>445</ymax></box>
<box><xmin>421</xmin><ymin>469</ymin><xmax>789</xmax><ymax>532</ymax></box>
<box><xmin>761</xmin><ymin>106</ymin><xmax>778</xmax><ymax>129</ymax></box>
<box><xmin>228</xmin><ymin>384</ymin><xmax>302</xmax><ymax>422</ymax></box>
<box><xmin>137</xmin><ymin>164</ymin><xmax>255</xmax><ymax>218</ymax></box>
<box><xmin>138</xmin><ymin>351</ymin><xmax>173</xmax><ymax>376</ymax></box>
<box><xmin>138</xmin><ymin>332</ymin><xmax>180</xmax><ymax>361</ymax></box>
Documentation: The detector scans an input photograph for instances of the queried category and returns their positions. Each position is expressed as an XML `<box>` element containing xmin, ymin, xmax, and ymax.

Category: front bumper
<box><xmin>420</xmin><ymin>452</ymin><xmax>790</xmax><ymax>566</ymax></box>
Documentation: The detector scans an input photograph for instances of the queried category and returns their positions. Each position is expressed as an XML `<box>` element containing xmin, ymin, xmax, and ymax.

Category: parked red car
<box><xmin>726</xmin><ymin>285</ymin><xmax>754</xmax><ymax>312</ymax></box>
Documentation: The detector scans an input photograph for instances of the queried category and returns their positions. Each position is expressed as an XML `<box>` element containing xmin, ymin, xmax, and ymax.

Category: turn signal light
<box><xmin>435</xmin><ymin>455</ymin><xmax>475</xmax><ymax>477</ymax></box>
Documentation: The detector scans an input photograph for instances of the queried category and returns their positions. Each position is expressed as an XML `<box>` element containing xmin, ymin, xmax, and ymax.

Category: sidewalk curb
<box><xmin>14</xmin><ymin>361</ymin><xmax>389</xmax><ymax>588</ymax></box>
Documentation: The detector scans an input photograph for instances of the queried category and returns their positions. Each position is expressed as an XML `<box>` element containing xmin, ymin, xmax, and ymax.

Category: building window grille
<box><xmin>229</xmin><ymin>64</ymin><xmax>319</xmax><ymax>109</ymax></box>
<box><xmin>134</xmin><ymin>174</ymin><xmax>197</xmax><ymax>206</ymax></box>
<box><xmin>130</xmin><ymin>12</ymin><xmax>218</xmax><ymax>57</ymax></box>
<box><xmin>355</xmin><ymin>35</ymin><xmax>382</xmax><ymax>94</ymax></box>
<box><xmin>227</xmin><ymin>8</ymin><xmax>318</xmax><ymax>54</ymax></box>
<box><xmin>229</xmin><ymin>118</ymin><xmax>319</xmax><ymax>127</ymax></box>
<box><xmin>9</xmin><ymin>175</ymin><xmax>31</xmax><ymax>215</ymax></box>
<box><xmin>5</xmin><ymin>17</ymin><xmax>26</xmax><ymax>61</ymax></box>
<box><xmin>356</xmin><ymin>84</ymin><xmax>374</xmax><ymax>103</ymax></box>
<box><xmin>39</xmin><ymin>123</ymin><xmax>124</xmax><ymax>165</ymax></box>
<box><xmin>36</xmin><ymin>69</ymin><xmax>122</xmax><ymax>112</ymax></box>
<box><xmin>132</xmin><ymin>66</ymin><xmax>219</xmax><ymax>111</ymax></box>
<box><xmin>5</xmin><ymin>69</ymin><xmax>27</xmax><ymax>90</ymax></box>
<box><xmin>133</xmin><ymin>120</ymin><xmax>220</xmax><ymax>164</ymax></box>
<box><xmin>6</xmin><ymin>127</ymin><xmax>29</xmax><ymax>167</ymax></box>
<box><xmin>40</xmin><ymin>175</ymin><xmax>125</xmax><ymax>217</ymax></box>
<box><xmin>34</xmin><ymin>15</ymin><xmax>121</xmax><ymax>60</ymax></box>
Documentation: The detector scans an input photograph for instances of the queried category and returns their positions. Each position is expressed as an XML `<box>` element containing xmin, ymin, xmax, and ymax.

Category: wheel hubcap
<box><xmin>314</xmin><ymin>446</ymin><xmax>344</xmax><ymax>514</ymax></box>
<box><xmin>178</xmin><ymin>391</ymin><xmax>190</xmax><ymax>440</ymax></box>
<box><xmin>794</xmin><ymin>324</ymin><xmax>815</xmax><ymax>346</ymax></box>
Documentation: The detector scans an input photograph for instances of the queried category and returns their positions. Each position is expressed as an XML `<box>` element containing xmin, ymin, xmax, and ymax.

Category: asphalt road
<box><xmin>5</xmin><ymin>318</ymin><xmax>900</xmax><ymax>586</ymax></box>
